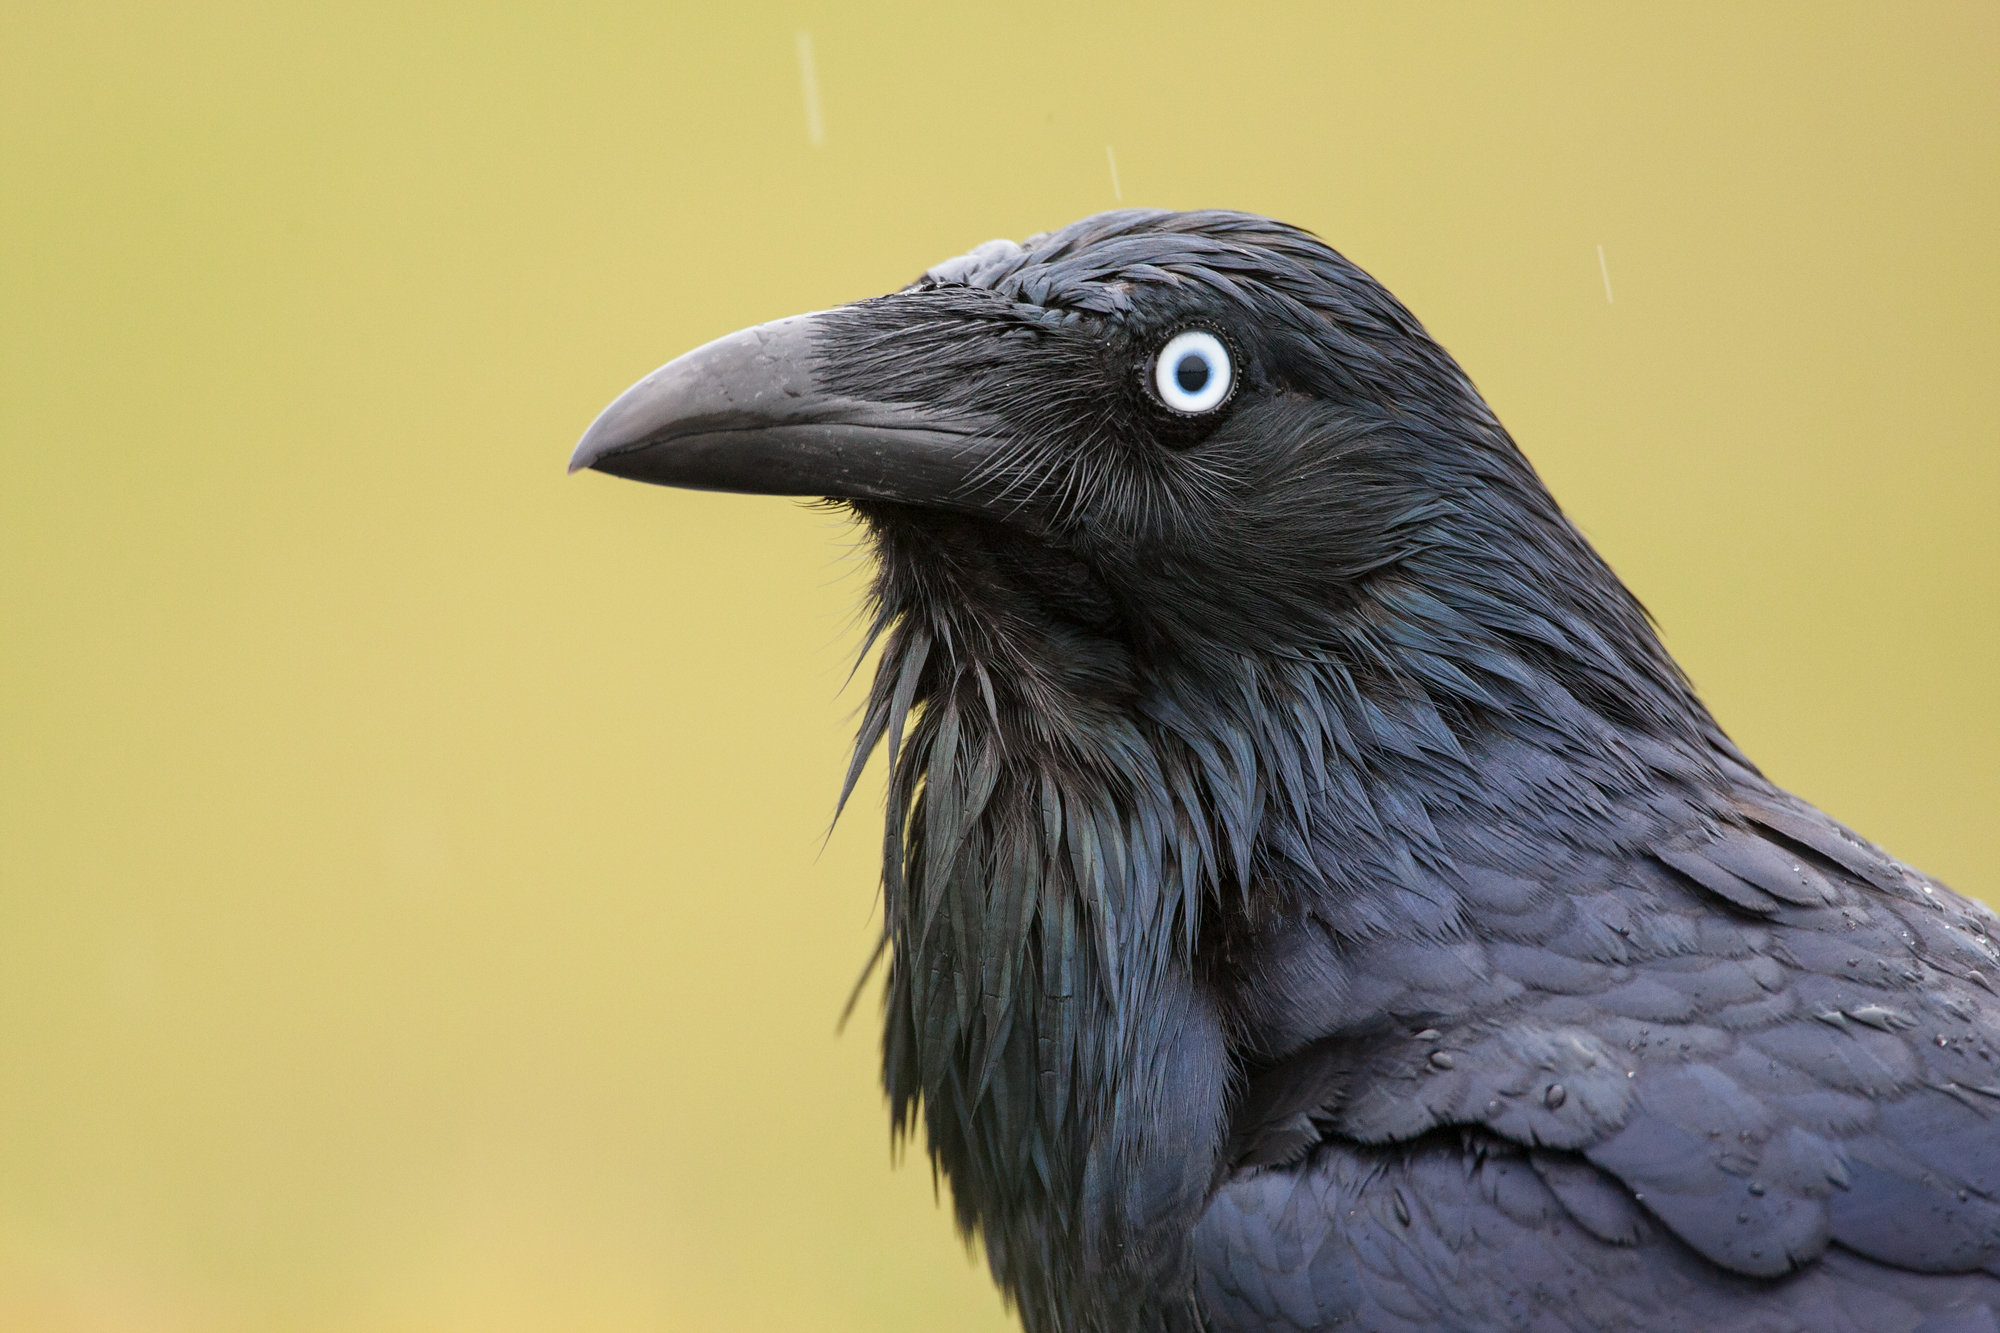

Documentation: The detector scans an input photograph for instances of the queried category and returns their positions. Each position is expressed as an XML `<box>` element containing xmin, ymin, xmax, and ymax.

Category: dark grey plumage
<box><xmin>572</xmin><ymin>210</ymin><xmax>2000</xmax><ymax>1333</ymax></box>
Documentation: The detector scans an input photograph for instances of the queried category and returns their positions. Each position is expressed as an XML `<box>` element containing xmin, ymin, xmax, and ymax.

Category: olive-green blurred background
<box><xmin>2</xmin><ymin>3</ymin><xmax>1994</xmax><ymax>1330</ymax></box>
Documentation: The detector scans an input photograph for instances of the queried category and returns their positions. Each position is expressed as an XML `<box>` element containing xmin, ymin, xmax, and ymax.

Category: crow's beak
<box><xmin>569</xmin><ymin>310</ymin><xmax>998</xmax><ymax>506</ymax></box>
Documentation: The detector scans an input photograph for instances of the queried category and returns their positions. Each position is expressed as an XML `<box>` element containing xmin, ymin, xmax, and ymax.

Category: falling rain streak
<box><xmin>1106</xmin><ymin>146</ymin><xmax>1122</xmax><ymax>201</ymax></box>
<box><xmin>1598</xmin><ymin>243</ymin><xmax>1615</xmax><ymax>304</ymax></box>
<box><xmin>797</xmin><ymin>31</ymin><xmax>823</xmax><ymax>146</ymax></box>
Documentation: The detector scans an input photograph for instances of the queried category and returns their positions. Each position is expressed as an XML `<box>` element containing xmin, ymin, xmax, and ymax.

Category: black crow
<box><xmin>570</xmin><ymin>210</ymin><xmax>2000</xmax><ymax>1333</ymax></box>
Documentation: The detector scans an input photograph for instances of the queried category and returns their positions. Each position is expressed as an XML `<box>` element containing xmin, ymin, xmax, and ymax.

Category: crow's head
<box><xmin>574</xmin><ymin>209</ymin><xmax>1715</xmax><ymax>759</ymax></box>
<box><xmin>575</xmin><ymin>211</ymin><xmax>1745</xmax><ymax>1322</ymax></box>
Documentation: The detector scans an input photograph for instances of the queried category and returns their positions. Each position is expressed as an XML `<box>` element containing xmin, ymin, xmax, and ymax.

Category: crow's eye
<box><xmin>1152</xmin><ymin>330</ymin><xmax>1233</xmax><ymax>414</ymax></box>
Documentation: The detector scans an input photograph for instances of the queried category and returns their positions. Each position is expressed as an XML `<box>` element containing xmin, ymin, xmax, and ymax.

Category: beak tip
<box><xmin>567</xmin><ymin>423</ymin><xmax>617</xmax><ymax>476</ymax></box>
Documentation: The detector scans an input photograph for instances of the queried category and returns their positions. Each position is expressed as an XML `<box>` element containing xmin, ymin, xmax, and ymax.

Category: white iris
<box><xmin>1153</xmin><ymin>330</ymin><xmax>1233</xmax><ymax>414</ymax></box>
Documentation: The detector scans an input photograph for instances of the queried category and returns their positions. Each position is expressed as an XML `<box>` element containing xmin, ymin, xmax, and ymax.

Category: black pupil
<box><xmin>1174</xmin><ymin>353</ymin><xmax>1210</xmax><ymax>394</ymax></box>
